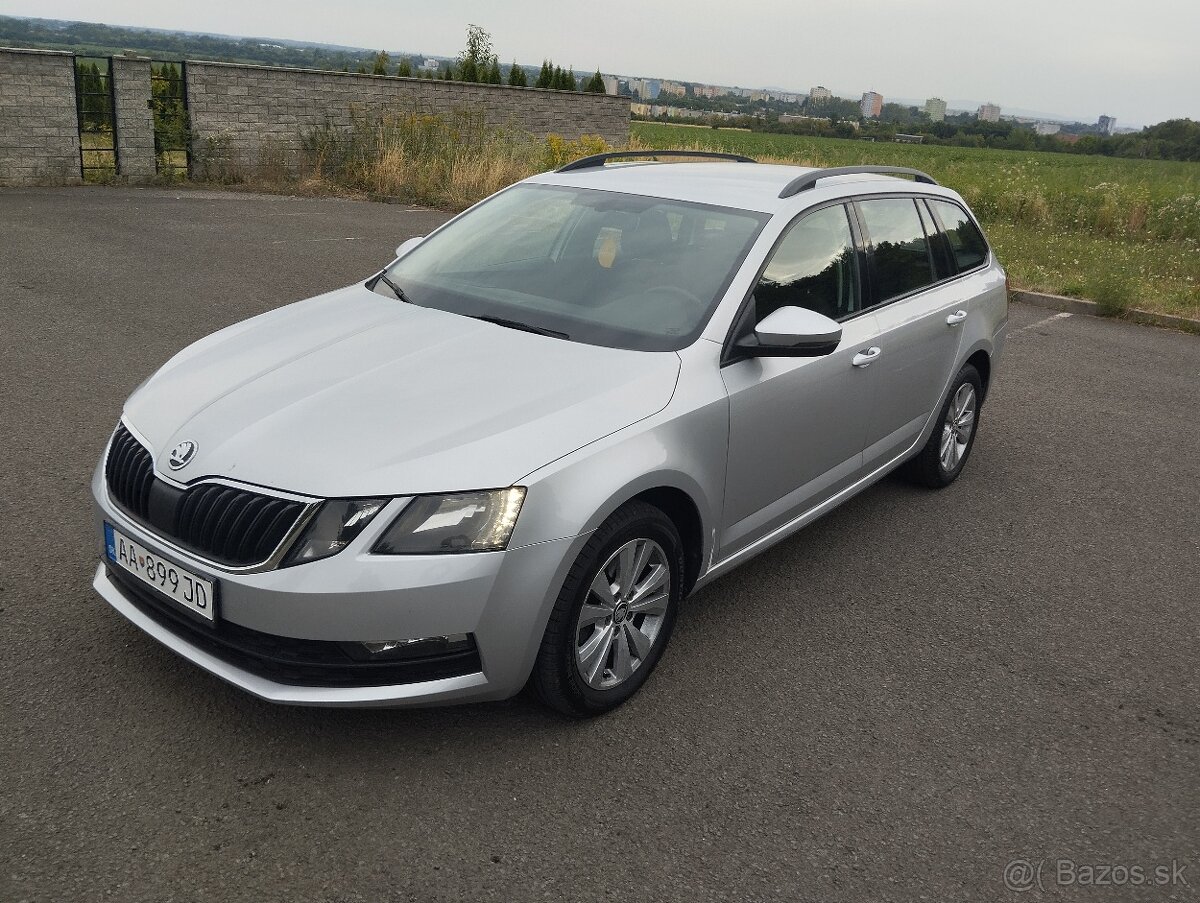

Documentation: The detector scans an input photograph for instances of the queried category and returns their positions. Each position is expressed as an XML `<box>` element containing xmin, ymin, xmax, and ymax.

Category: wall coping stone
<box><xmin>183</xmin><ymin>58</ymin><xmax>627</xmax><ymax>102</ymax></box>
<box><xmin>0</xmin><ymin>46</ymin><xmax>76</xmax><ymax>57</ymax></box>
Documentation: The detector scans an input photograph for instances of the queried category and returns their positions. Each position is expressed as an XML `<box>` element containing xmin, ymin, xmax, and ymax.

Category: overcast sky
<box><xmin>4</xmin><ymin>0</ymin><xmax>1198</xmax><ymax>125</ymax></box>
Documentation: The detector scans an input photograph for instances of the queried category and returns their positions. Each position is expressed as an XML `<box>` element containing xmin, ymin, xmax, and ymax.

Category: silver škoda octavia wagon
<box><xmin>92</xmin><ymin>152</ymin><xmax>1008</xmax><ymax>715</ymax></box>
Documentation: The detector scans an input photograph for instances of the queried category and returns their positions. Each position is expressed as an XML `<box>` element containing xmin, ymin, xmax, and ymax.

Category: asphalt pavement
<box><xmin>2</xmin><ymin>186</ymin><xmax>1197</xmax><ymax>903</ymax></box>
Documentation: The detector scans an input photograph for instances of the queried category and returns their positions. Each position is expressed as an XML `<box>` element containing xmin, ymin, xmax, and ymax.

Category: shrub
<box><xmin>298</xmin><ymin>109</ymin><xmax>609</xmax><ymax>210</ymax></box>
<box><xmin>1088</xmin><ymin>269</ymin><xmax>1136</xmax><ymax>317</ymax></box>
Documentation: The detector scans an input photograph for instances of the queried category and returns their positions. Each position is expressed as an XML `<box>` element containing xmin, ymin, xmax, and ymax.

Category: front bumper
<box><xmin>91</xmin><ymin>464</ymin><xmax>582</xmax><ymax>707</ymax></box>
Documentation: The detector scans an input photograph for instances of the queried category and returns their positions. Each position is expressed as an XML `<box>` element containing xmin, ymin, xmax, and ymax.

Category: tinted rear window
<box><xmin>929</xmin><ymin>200</ymin><xmax>989</xmax><ymax>272</ymax></box>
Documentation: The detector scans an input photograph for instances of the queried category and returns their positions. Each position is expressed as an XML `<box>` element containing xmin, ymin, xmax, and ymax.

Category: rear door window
<box><xmin>928</xmin><ymin>199</ymin><xmax>989</xmax><ymax>272</ymax></box>
<box><xmin>856</xmin><ymin>198</ymin><xmax>936</xmax><ymax>302</ymax></box>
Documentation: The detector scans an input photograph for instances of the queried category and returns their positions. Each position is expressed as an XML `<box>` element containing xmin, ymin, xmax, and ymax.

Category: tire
<box><xmin>531</xmin><ymin>501</ymin><xmax>683</xmax><ymax>716</ymax></box>
<box><xmin>905</xmin><ymin>363</ymin><xmax>983</xmax><ymax>489</ymax></box>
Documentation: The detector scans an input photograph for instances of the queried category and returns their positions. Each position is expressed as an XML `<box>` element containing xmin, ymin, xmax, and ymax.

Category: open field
<box><xmin>633</xmin><ymin>123</ymin><xmax>1200</xmax><ymax>318</ymax></box>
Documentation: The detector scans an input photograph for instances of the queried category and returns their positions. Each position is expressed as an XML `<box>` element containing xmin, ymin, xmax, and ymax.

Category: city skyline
<box><xmin>0</xmin><ymin>1</ymin><xmax>1196</xmax><ymax>126</ymax></box>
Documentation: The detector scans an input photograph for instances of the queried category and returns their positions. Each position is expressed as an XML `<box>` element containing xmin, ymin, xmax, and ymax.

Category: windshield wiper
<box><xmin>471</xmin><ymin>314</ymin><xmax>569</xmax><ymax>340</ymax></box>
<box><xmin>375</xmin><ymin>272</ymin><xmax>414</xmax><ymax>304</ymax></box>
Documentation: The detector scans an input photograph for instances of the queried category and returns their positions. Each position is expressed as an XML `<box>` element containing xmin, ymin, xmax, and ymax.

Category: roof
<box><xmin>529</xmin><ymin>161</ymin><xmax>961</xmax><ymax>214</ymax></box>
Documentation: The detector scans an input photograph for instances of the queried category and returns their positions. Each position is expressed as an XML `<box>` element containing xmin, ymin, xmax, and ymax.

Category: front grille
<box><xmin>106</xmin><ymin>423</ymin><xmax>155</xmax><ymax>520</ymax></box>
<box><xmin>109</xmin><ymin>566</ymin><xmax>484</xmax><ymax>687</ymax></box>
<box><xmin>105</xmin><ymin>424</ymin><xmax>308</xmax><ymax>568</ymax></box>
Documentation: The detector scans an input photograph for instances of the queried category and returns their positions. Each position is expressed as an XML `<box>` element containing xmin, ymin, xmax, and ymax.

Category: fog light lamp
<box><xmin>356</xmin><ymin>633</ymin><xmax>472</xmax><ymax>660</ymax></box>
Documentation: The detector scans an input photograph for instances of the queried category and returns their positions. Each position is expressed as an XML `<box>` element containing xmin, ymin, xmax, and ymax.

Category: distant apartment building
<box><xmin>1035</xmin><ymin>121</ymin><xmax>1061</xmax><ymax>136</ymax></box>
<box><xmin>1097</xmin><ymin>114</ymin><xmax>1117</xmax><ymax>135</ymax></box>
<box><xmin>659</xmin><ymin>80</ymin><xmax>687</xmax><ymax>97</ymax></box>
<box><xmin>860</xmin><ymin>91</ymin><xmax>883</xmax><ymax>118</ymax></box>
<box><xmin>420</xmin><ymin>58</ymin><xmax>440</xmax><ymax>71</ymax></box>
<box><xmin>634</xmin><ymin>78</ymin><xmax>662</xmax><ymax>100</ymax></box>
<box><xmin>924</xmin><ymin>97</ymin><xmax>947</xmax><ymax>122</ymax></box>
<box><xmin>631</xmin><ymin>102</ymin><xmax>736</xmax><ymax>121</ymax></box>
<box><xmin>693</xmin><ymin>84</ymin><xmax>722</xmax><ymax>98</ymax></box>
<box><xmin>809</xmin><ymin>85</ymin><xmax>832</xmax><ymax>102</ymax></box>
<box><xmin>601</xmin><ymin>75</ymin><xmax>619</xmax><ymax>96</ymax></box>
<box><xmin>977</xmin><ymin>103</ymin><xmax>1001</xmax><ymax>122</ymax></box>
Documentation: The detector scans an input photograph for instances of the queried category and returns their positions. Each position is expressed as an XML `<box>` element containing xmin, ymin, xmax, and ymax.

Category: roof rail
<box><xmin>556</xmin><ymin>150</ymin><xmax>757</xmax><ymax>173</ymax></box>
<box><xmin>778</xmin><ymin>165</ymin><xmax>938</xmax><ymax>198</ymax></box>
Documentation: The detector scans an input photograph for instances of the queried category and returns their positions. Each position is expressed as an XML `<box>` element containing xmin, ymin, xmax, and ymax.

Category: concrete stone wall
<box><xmin>0</xmin><ymin>51</ymin><xmax>630</xmax><ymax>186</ymax></box>
<box><xmin>184</xmin><ymin>61</ymin><xmax>630</xmax><ymax>171</ymax></box>
<box><xmin>0</xmin><ymin>48</ymin><xmax>81</xmax><ymax>185</ymax></box>
<box><xmin>110</xmin><ymin>55</ymin><xmax>155</xmax><ymax>179</ymax></box>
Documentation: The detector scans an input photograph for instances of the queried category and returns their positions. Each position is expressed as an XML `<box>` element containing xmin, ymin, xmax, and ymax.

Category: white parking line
<box><xmin>1011</xmin><ymin>312</ymin><xmax>1073</xmax><ymax>335</ymax></box>
<box><xmin>270</xmin><ymin>237</ymin><xmax>365</xmax><ymax>244</ymax></box>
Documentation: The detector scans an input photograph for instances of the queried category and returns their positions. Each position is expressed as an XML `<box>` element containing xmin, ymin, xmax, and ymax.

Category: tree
<box><xmin>508</xmin><ymin>61</ymin><xmax>527</xmax><ymax>87</ymax></box>
<box><xmin>396</xmin><ymin>56</ymin><xmax>412</xmax><ymax>77</ymax></box>
<box><xmin>76</xmin><ymin>61</ymin><xmax>109</xmax><ymax>126</ymax></box>
<box><xmin>150</xmin><ymin>62</ymin><xmax>188</xmax><ymax>152</ymax></box>
<box><xmin>441</xmin><ymin>65</ymin><xmax>452</xmax><ymax>80</ymax></box>
<box><xmin>485</xmin><ymin>58</ymin><xmax>503</xmax><ymax>85</ymax></box>
<box><xmin>556</xmin><ymin>65</ymin><xmax>577</xmax><ymax>91</ymax></box>
<box><xmin>456</xmin><ymin>23</ymin><xmax>495</xmax><ymax>83</ymax></box>
<box><xmin>536</xmin><ymin>59</ymin><xmax>553</xmax><ymax>89</ymax></box>
<box><xmin>584</xmin><ymin>70</ymin><xmax>605</xmax><ymax>93</ymax></box>
<box><xmin>371</xmin><ymin>51</ymin><xmax>389</xmax><ymax>75</ymax></box>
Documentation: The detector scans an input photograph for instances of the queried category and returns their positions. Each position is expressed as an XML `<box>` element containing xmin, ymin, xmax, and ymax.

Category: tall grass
<box><xmin>298</xmin><ymin>110</ymin><xmax>608</xmax><ymax>210</ymax></box>
<box><xmin>631</xmin><ymin>123</ymin><xmax>1200</xmax><ymax>244</ymax></box>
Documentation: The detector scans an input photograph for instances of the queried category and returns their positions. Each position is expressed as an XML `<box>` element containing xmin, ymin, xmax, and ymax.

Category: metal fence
<box><xmin>73</xmin><ymin>56</ymin><xmax>117</xmax><ymax>178</ymax></box>
<box><xmin>150</xmin><ymin>60</ymin><xmax>189</xmax><ymax>177</ymax></box>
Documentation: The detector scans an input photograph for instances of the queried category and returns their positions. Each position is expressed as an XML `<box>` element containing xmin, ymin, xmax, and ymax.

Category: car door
<box><xmin>719</xmin><ymin>203</ymin><xmax>880</xmax><ymax>559</ymax></box>
<box><xmin>853</xmin><ymin>196</ymin><xmax>967</xmax><ymax>468</ymax></box>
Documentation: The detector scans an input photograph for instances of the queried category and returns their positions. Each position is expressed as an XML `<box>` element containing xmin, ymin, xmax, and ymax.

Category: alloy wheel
<box><xmin>939</xmin><ymin>383</ymin><xmax>977</xmax><ymax>472</ymax></box>
<box><xmin>573</xmin><ymin>537</ymin><xmax>671</xmax><ymax>690</ymax></box>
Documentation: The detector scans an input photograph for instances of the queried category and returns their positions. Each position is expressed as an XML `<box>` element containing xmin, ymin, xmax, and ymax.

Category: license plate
<box><xmin>104</xmin><ymin>522</ymin><xmax>217</xmax><ymax>622</ymax></box>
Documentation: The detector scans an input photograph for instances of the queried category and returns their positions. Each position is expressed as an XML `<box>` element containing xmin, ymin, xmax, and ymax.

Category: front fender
<box><xmin>509</xmin><ymin>340</ymin><xmax>730</xmax><ymax>575</ymax></box>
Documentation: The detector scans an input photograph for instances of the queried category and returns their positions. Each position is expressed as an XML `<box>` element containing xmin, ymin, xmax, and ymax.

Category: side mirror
<box><xmin>738</xmin><ymin>306</ymin><xmax>842</xmax><ymax>357</ymax></box>
<box><xmin>394</xmin><ymin>235</ymin><xmax>425</xmax><ymax>259</ymax></box>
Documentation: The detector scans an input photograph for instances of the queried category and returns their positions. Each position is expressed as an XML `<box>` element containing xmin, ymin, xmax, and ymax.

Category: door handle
<box><xmin>852</xmin><ymin>347</ymin><xmax>882</xmax><ymax>368</ymax></box>
<box><xmin>946</xmin><ymin>309</ymin><xmax>968</xmax><ymax>326</ymax></box>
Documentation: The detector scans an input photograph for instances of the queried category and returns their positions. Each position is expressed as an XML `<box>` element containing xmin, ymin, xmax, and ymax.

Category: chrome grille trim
<box><xmin>103</xmin><ymin>421</ymin><xmax>320</xmax><ymax>573</ymax></box>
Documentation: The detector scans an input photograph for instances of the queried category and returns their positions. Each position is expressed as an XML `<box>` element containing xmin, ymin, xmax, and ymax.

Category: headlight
<box><xmin>282</xmin><ymin>498</ymin><xmax>388</xmax><ymax>566</ymax></box>
<box><xmin>372</xmin><ymin>488</ymin><xmax>526</xmax><ymax>555</ymax></box>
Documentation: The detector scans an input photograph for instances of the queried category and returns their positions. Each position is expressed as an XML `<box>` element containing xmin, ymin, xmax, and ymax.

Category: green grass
<box><xmin>633</xmin><ymin>123</ymin><xmax>1200</xmax><ymax>319</ymax></box>
<box><xmin>79</xmin><ymin>130</ymin><xmax>117</xmax><ymax>181</ymax></box>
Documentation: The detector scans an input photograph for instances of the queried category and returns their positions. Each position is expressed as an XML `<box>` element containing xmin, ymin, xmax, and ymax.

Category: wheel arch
<box><xmin>627</xmin><ymin>485</ymin><xmax>706</xmax><ymax>596</ymax></box>
<box><xmin>965</xmin><ymin>347</ymin><xmax>992</xmax><ymax>401</ymax></box>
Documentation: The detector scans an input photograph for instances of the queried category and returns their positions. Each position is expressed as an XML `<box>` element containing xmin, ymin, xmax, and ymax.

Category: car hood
<box><xmin>123</xmin><ymin>284</ymin><xmax>681</xmax><ymax>497</ymax></box>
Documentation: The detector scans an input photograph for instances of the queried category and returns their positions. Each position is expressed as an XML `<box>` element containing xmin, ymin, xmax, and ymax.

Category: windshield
<box><xmin>377</xmin><ymin>183</ymin><xmax>768</xmax><ymax>351</ymax></box>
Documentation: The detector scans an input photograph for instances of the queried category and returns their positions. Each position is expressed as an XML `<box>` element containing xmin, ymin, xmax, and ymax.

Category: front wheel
<box><xmin>905</xmin><ymin>363</ymin><xmax>983</xmax><ymax>489</ymax></box>
<box><xmin>531</xmin><ymin>501</ymin><xmax>683</xmax><ymax>716</ymax></box>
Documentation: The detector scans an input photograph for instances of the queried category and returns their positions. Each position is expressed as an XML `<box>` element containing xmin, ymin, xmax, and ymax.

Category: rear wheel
<box><xmin>905</xmin><ymin>363</ymin><xmax>982</xmax><ymax>489</ymax></box>
<box><xmin>531</xmin><ymin>501</ymin><xmax>682</xmax><ymax>716</ymax></box>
